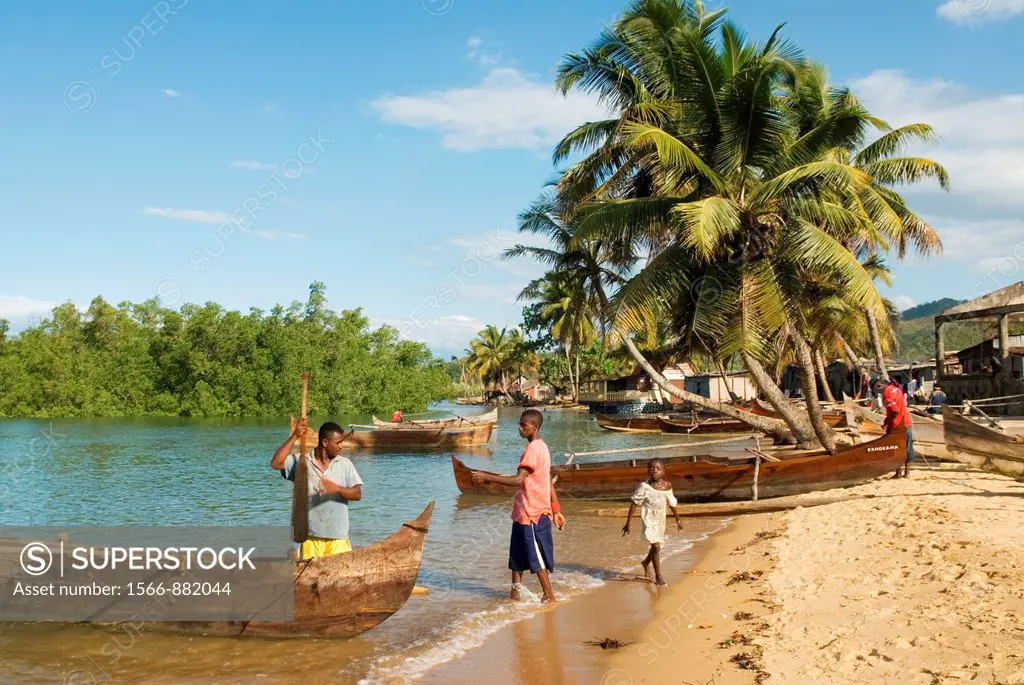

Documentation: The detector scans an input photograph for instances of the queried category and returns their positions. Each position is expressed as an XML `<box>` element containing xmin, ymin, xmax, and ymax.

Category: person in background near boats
<box><xmin>469</xmin><ymin>409</ymin><xmax>566</xmax><ymax>603</ymax></box>
<box><xmin>929</xmin><ymin>384</ymin><xmax>948</xmax><ymax>415</ymax></box>
<box><xmin>906</xmin><ymin>376</ymin><xmax>918</xmax><ymax>401</ymax></box>
<box><xmin>873</xmin><ymin>379</ymin><xmax>915</xmax><ymax>478</ymax></box>
<box><xmin>270</xmin><ymin>419</ymin><xmax>363</xmax><ymax>560</ymax></box>
<box><xmin>390</xmin><ymin>410</ymin><xmax>403</xmax><ymax>423</ymax></box>
<box><xmin>622</xmin><ymin>458</ymin><xmax>682</xmax><ymax>586</ymax></box>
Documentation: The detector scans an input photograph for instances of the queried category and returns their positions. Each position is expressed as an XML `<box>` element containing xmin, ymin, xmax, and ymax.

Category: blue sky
<box><xmin>2</xmin><ymin>0</ymin><xmax>1023</xmax><ymax>358</ymax></box>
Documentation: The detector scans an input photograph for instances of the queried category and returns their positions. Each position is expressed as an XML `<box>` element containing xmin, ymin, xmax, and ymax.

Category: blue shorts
<box><xmin>905</xmin><ymin>426</ymin><xmax>915</xmax><ymax>463</ymax></box>
<box><xmin>508</xmin><ymin>515</ymin><xmax>555</xmax><ymax>574</ymax></box>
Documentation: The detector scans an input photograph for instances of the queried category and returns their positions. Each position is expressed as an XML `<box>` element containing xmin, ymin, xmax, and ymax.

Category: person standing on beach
<box><xmin>270</xmin><ymin>419</ymin><xmax>363</xmax><ymax>560</ymax></box>
<box><xmin>873</xmin><ymin>379</ymin><xmax>915</xmax><ymax>478</ymax></box>
<box><xmin>469</xmin><ymin>409</ymin><xmax>566</xmax><ymax>603</ymax></box>
<box><xmin>929</xmin><ymin>385</ymin><xmax>947</xmax><ymax>415</ymax></box>
<box><xmin>622</xmin><ymin>458</ymin><xmax>682</xmax><ymax>586</ymax></box>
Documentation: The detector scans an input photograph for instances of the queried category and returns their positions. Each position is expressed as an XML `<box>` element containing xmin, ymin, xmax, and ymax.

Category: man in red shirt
<box><xmin>873</xmin><ymin>379</ymin><xmax>915</xmax><ymax>478</ymax></box>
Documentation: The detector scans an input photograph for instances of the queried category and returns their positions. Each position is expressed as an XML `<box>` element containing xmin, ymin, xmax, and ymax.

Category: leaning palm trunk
<box><xmin>791</xmin><ymin>331</ymin><xmax>838</xmax><ymax>453</ymax></box>
<box><xmin>574</xmin><ymin>348</ymin><xmax>580</xmax><ymax>401</ymax></box>
<box><xmin>840</xmin><ymin>336</ymin><xmax>866</xmax><ymax>399</ymax></box>
<box><xmin>717</xmin><ymin>358</ymin><xmax>741</xmax><ymax>403</ymax></box>
<box><xmin>813</xmin><ymin>349</ymin><xmax>836</xmax><ymax>403</ymax></box>
<box><xmin>864</xmin><ymin>308</ymin><xmax>889</xmax><ymax>381</ymax></box>
<box><xmin>564</xmin><ymin>344</ymin><xmax>575</xmax><ymax>401</ymax></box>
<box><xmin>619</xmin><ymin>338</ymin><xmax>791</xmax><ymax>439</ymax></box>
<box><xmin>740</xmin><ymin>350</ymin><xmax>817</xmax><ymax>445</ymax></box>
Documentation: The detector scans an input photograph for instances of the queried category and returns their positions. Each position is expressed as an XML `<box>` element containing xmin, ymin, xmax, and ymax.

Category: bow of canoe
<box><xmin>165</xmin><ymin>501</ymin><xmax>435</xmax><ymax>638</ymax></box>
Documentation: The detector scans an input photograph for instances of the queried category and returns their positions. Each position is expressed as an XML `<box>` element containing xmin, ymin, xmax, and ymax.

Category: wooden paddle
<box><xmin>291</xmin><ymin>372</ymin><xmax>311</xmax><ymax>544</ymax></box>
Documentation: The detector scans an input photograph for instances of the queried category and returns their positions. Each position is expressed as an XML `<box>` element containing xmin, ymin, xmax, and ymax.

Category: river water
<box><xmin>0</xmin><ymin>405</ymin><xmax>730</xmax><ymax>684</ymax></box>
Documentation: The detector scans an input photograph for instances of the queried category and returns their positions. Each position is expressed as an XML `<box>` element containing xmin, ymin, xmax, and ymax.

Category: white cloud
<box><xmin>139</xmin><ymin>208</ymin><xmax>305</xmax><ymax>240</ymax></box>
<box><xmin>393</xmin><ymin>313</ymin><xmax>487</xmax><ymax>354</ymax></box>
<box><xmin>261</xmin><ymin>102</ymin><xmax>277</xmax><ymax>114</ymax></box>
<box><xmin>161</xmin><ymin>88</ymin><xmax>181</xmax><ymax>98</ymax></box>
<box><xmin>924</xmin><ymin>217</ymin><xmax>1024</xmax><ymax>269</ymax></box>
<box><xmin>851</xmin><ymin>70</ymin><xmax>1024</xmax><ymax>206</ymax></box>
<box><xmin>229</xmin><ymin>160</ymin><xmax>277</xmax><ymax>171</ymax></box>
<box><xmin>467</xmin><ymin>36</ymin><xmax>503</xmax><ymax>67</ymax></box>
<box><xmin>0</xmin><ymin>296</ymin><xmax>58</xmax><ymax>321</ymax></box>
<box><xmin>937</xmin><ymin>0</ymin><xmax>1024</xmax><ymax>24</ymax></box>
<box><xmin>140</xmin><ymin>207</ymin><xmax>230</xmax><ymax>224</ymax></box>
<box><xmin>249</xmin><ymin>230</ymin><xmax>307</xmax><ymax>240</ymax></box>
<box><xmin>371</xmin><ymin>68</ymin><xmax>608</xmax><ymax>152</ymax></box>
<box><xmin>891</xmin><ymin>295</ymin><xmax>916</xmax><ymax>311</ymax></box>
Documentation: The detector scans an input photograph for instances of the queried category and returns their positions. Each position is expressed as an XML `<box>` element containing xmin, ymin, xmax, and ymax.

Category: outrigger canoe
<box><xmin>595</xmin><ymin>414</ymin><xmax>665</xmax><ymax>433</ymax></box>
<box><xmin>290</xmin><ymin>418</ymin><xmax>493</xmax><ymax>449</ymax></box>
<box><xmin>657</xmin><ymin>415</ymin><xmax>755</xmax><ymax>435</ymax></box>
<box><xmin>747</xmin><ymin>398</ymin><xmax>848</xmax><ymax>428</ymax></box>
<box><xmin>453</xmin><ymin>429</ymin><xmax>907</xmax><ymax>501</ymax></box>
<box><xmin>942</xmin><ymin>406</ymin><xmax>1024</xmax><ymax>478</ymax></box>
<box><xmin>371</xmin><ymin>408</ymin><xmax>498</xmax><ymax>429</ymax></box>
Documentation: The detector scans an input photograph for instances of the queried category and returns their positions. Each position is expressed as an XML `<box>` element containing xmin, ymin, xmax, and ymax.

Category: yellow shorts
<box><xmin>299</xmin><ymin>537</ymin><xmax>352</xmax><ymax>560</ymax></box>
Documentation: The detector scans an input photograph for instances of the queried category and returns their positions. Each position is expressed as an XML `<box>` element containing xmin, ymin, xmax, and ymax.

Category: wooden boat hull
<box><xmin>657</xmin><ymin>416</ymin><xmax>754</xmax><ymax>435</ymax></box>
<box><xmin>453</xmin><ymin>431</ymin><xmax>907</xmax><ymax>501</ymax></box>
<box><xmin>749</xmin><ymin>398</ymin><xmax>848</xmax><ymax>428</ymax></box>
<box><xmin>291</xmin><ymin>419</ymin><xmax>493</xmax><ymax>449</ymax></box>
<box><xmin>942</xmin><ymin>406</ymin><xmax>1024</xmax><ymax>478</ymax></box>
<box><xmin>371</xmin><ymin>409</ymin><xmax>498</xmax><ymax>429</ymax></box>
<box><xmin>595</xmin><ymin>415</ymin><xmax>664</xmax><ymax>433</ymax></box>
<box><xmin>845</xmin><ymin>399</ymin><xmax>951</xmax><ymax>460</ymax></box>
<box><xmin>163</xmin><ymin>502</ymin><xmax>434</xmax><ymax>638</ymax></box>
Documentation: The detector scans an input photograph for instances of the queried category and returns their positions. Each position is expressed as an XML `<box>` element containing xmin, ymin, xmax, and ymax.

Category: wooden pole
<box><xmin>552</xmin><ymin>452</ymin><xmax>575</xmax><ymax>486</ymax></box>
<box><xmin>291</xmin><ymin>372</ymin><xmax>310</xmax><ymax>544</ymax></box>
<box><xmin>999</xmin><ymin>314</ymin><xmax>1011</xmax><ymax>382</ymax></box>
<box><xmin>752</xmin><ymin>455</ymin><xmax>761</xmax><ymax>502</ymax></box>
<box><xmin>934</xmin><ymin>322</ymin><xmax>945</xmax><ymax>385</ymax></box>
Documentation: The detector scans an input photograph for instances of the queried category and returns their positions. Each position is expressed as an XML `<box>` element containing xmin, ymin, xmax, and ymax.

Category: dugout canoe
<box><xmin>371</xmin><ymin>408</ymin><xmax>498</xmax><ymax>429</ymax></box>
<box><xmin>747</xmin><ymin>398</ymin><xmax>848</xmax><ymax>428</ymax></box>
<box><xmin>657</xmin><ymin>415</ymin><xmax>755</xmax><ymax>435</ymax></box>
<box><xmin>595</xmin><ymin>414</ymin><xmax>665</xmax><ymax>433</ymax></box>
<box><xmin>167</xmin><ymin>501</ymin><xmax>435</xmax><ymax>638</ymax></box>
<box><xmin>290</xmin><ymin>418</ymin><xmax>493</xmax><ymax>449</ymax></box>
<box><xmin>942</xmin><ymin>406</ymin><xmax>1024</xmax><ymax>478</ymax></box>
<box><xmin>452</xmin><ymin>430</ymin><xmax>907</xmax><ymax>501</ymax></box>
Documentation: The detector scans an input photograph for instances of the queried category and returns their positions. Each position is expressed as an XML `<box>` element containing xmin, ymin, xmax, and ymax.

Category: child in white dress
<box><xmin>621</xmin><ymin>458</ymin><xmax>682</xmax><ymax>585</ymax></box>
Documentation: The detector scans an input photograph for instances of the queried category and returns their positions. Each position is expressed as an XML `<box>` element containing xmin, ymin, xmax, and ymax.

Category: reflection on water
<box><xmin>0</xmin><ymin>405</ymin><xmax>728</xmax><ymax>684</ymax></box>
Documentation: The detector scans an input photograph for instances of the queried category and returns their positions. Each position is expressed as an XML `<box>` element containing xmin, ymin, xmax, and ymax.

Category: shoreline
<box><xmin>418</xmin><ymin>462</ymin><xmax>1024</xmax><ymax>685</ymax></box>
<box><xmin>417</xmin><ymin>514</ymin><xmax>768</xmax><ymax>685</ymax></box>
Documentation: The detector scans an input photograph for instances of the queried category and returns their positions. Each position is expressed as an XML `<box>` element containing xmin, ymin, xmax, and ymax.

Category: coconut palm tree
<box><xmin>507</xmin><ymin>185</ymin><xmax>794</xmax><ymax>438</ymax></box>
<box><xmin>520</xmin><ymin>272</ymin><xmax>597</xmax><ymax>399</ymax></box>
<box><xmin>547</xmin><ymin>1</ymin><xmax>947</xmax><ymax>448</ymax></box>
<box><xmin>466</xmin><ymin>325</ymin><xmax>518</xmax><ymax>401</ymax></box>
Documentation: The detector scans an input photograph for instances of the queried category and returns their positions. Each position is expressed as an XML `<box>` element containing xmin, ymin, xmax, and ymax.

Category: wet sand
<box><xmin>420</xmin><ymin>517</ymin><xmax>744</xmax><ymax>685</ymax></box>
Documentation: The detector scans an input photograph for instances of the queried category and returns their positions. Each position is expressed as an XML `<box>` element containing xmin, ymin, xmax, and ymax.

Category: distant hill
<box><xmin>893</xmin><ymin>298</ymin><xmax>1024</xmax><ymax>361</ymax></box>
<box><xmin>900</xmin><ymin>298</ymin><xmax>964</xmax><ymax>321</ymax></box>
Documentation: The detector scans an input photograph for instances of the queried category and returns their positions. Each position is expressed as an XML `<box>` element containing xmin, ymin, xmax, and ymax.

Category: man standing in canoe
<box><xmin>270</xmin><ymin>418</ymin><xmax>363</xmax><ymax>559</ymax></box>
<box><xmin>873</xmin><ymin>379</ymin><xmax>914</xmax><ymax>478</ymax></box>
<box><xmin>469</xmin><ymin>409</ymin><xmax>565</xmax><ymax>603</ymax></box>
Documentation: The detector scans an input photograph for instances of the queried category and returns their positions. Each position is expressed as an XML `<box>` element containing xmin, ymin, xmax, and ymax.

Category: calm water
<box><xmin>0</xmin><ymin>405</ymin><xmax>729</xmax><ymax>684</ymax></box>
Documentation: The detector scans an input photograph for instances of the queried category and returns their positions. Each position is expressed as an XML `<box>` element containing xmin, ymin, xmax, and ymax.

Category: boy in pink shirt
<box><xmin>470</xmin><ymin>409</ymin><xmax>565</xmax><ymax>602</ymax></box>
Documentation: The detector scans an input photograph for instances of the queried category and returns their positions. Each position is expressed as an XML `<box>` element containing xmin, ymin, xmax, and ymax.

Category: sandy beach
<box><xmin>602</xmin><ymin>462</ymin><xmax>1024</xmax><ymax>685</ymax></box>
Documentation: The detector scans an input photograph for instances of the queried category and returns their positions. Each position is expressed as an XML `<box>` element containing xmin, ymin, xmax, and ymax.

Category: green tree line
<box><xmin>0</xmin><ymin>282</ymin><xmax>454</xmax><ymax>417</ymax></box>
